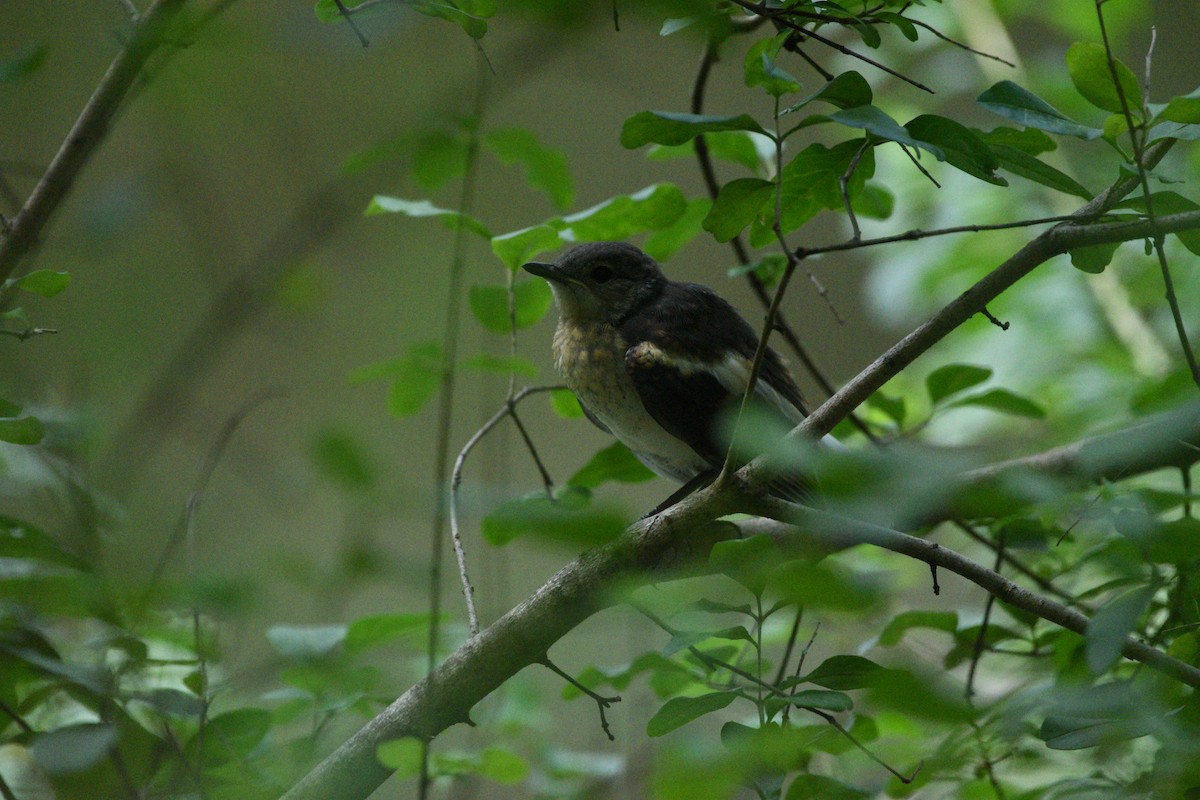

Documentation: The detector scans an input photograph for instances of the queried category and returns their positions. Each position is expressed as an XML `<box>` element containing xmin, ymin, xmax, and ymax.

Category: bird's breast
<box><xmin>552</xmin><ymin>320</ymin><xmax>708</xmax><ymax>482</ymax></box>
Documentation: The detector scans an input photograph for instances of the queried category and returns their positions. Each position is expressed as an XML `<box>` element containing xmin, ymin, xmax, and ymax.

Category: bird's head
<box><xmin>523</xmin><ymin>242</ymin><xmax>667</xmax><ymax>326</ymax></box>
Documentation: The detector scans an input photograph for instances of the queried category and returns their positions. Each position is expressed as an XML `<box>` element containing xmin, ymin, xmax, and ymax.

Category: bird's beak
<box><xmin>522</xmin><ymin>261</ymin><xmax>563</xmax><ymax>282</ymax></box>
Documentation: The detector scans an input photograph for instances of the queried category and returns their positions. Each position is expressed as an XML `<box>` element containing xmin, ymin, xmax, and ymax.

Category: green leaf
<box><xmin>647</xmin><ymin>691</ymin><xmax>738</xmax><ymax>737</ymax></box>
<box><xmin>877</xmin><ymin>11</ymin><xmax>918</xmax><ymax>42</ymax></box>
<box><xmin>829</xmin><ymin>105</ymin><xmax>944</xmax><ymax>160</ymax></box>
<box><xmin>926</xmin><ymin>363</ymin><xmax>993</xmax><ymax>404</ymax></box>
<box><xmin>485</xmin><ymin>128</ymin><xmax>574</xmax><ymax>209</ymax></box>
<box><xmin>1066</xmin><ymin>42</ymin><xmax>1143</xmax><ymax>115</ymax></box>
<box><xmin>768</xmin><ymin>140</ymin><xmax>874</xmax><ymax>240</ymax></box>
<box><xmin>660</xmin><ymin>17</ymin><xmax>699</xmax><ymax>36</ymax></box>
<box><xmin>407</xmin><ymin>0</ymin><xmax>495</xmax><ymax>39</ymax></box>
<box><xmin>9</xmin><ymin>270</ymin><xmax>71</xmax><ymax>298</ymax></box>
<box><xmin>365</xmin><ymin>196</ymin><xmax>492</xmax><ymax>239</ymax></box>
<box><xmin>468</xmin><ymin>280</ymin><xmax>553</xmax><ymax>333</ymax></box>
<box><xmin>979</xmin><ymin>126</ymin><xmax>1058</xmax><ymax>155</ymax></box>
<box><xmin>190</xmin><ymin>708</ymin><xmax>271</xmax><ymax>765</ymax></box>
<box><xmin>949</xmin><ymin>388</ymin><xmax>1047</xmax><ymax>418</ymax></box>
<box><xmin>769</xmin><ymin>561</ymin><xmax>882</xmax><ymax>611</ymax></box>
<box><xmin>266</xmin><ymin>624</ymin><xmax>347</xmax><ymax>659</ymax></box>
<box><xmin>702</xmin><ymin>178</ymin><xmax>775</xmax><ymax>242</ymax></box>
<box><xmin>878</xmin><ymin>610</ymin><xmax>959</xmax><ymax>646</ymax></box>
<box><xmin>311</xmin><ymin>430</ymin><xmax>375</xmax><ymax>490</ymax></box>
<box><xmin>1069</xmin><ymin>241</ymin><xmax>1121</xmax><ymax>273</ymax></box>
<box><xmin>0</xmin><ymin>516</ymin><xmax>89</xmax><ymax>571</ymax></box>
<box><xmin>744</xmin><ymin>34</ymin><xmax>801</xmax><ymax>98</ymax></box>
<box><xmin>478</xmin><ymin>747</ymin><xmax>530</xmax><ymax>784</ymax></box>
<box><xmin>377</xmin><ymin>737</ymin><xmax>424</xmax><ymax>775</ymax></box>
<box><xmin>550</xmin><ymin>389</ymin><xmax>584</xmax><ymax>418</ymax></box>
<box><xmin>481</xmin><ymin>487</ymin><xmax>628</xmax><ymax>547</ymax></box>
<box><xmin>620</xmin><ymin>112</ymin><xmax>767</xmax><ymax>148</ymax></box>
<box><xmin>491</xmin><ymin>224</ymin><xmax>563</xmax><ymax>272</ymax></box>
<box><xmin>341</xmin><ymin>129</ymin><xmax>468</xmax><ymax>183</ymax></box>
<box><xmin>1086</xmin><ymin>586</ymin><xmax>1155</xmax><ymax>673</ymax></box>
<box><xmin>0</xmin><ymin>415</ymin><xmax>45</xmax><ymax>445</ymax></box>
<box><xmin>728</xmin><ymin>253</ymin><xmax>787</xmax><ymax>289</ymax></box>
<box><xmin>557</xmin><ymin>183</ymin><xmax>687</xmax><ymax>241</ymax></box>
<box><xmin>785</xmin><ymin>775</ymin><xmax>870</xmax><ymax>800</ymax></box>
<box><xmin>788</xmin><ymin>689</ymin><xmax>854</xmax><ymax>712</ymax></box>
<box><xmin>978</xmin><ymin>80</ymin><xmax>1102</xmax><ymax>139</ymax></box>
<box><xmin>568</xmin><ymin>442</ymin><xmax>655</xmax><ymax>489</ymax></box>
<box><xmin>645</xmin><ymin>131</ymin><xmax>764</xmax><ymax>172</ymax></box>
<box><xmin>1037</xmin><ymin>683</ymin><xmax>1158</xmax><ymax>751</ymax></box>
<box><xmin>31</xmin><ymin>723</ymin><xmax>116</xmax><ymax>775</ymax></box>
<box><xmin>644</xmin><ymin>198</ymin><xmax>712</xmax><ymax>261</ymax></box>
<box><xmin>352</xmin><ymin>342</ymin><xmax>443</xmax><ymax>417</ymax></box>
<box><xmin>388</xmin><ymin>343</ymin><xmax>443</xmax><ymax>417</ymax></box>
<box><xmin>1119</xmin><ymin>190</ymin><xmax>1200</xmax><ymax>254</ymax></box>
<box><xmin>709</xmin><ymin>535</ymin><xmax>780</xmax><ymax>596</ymax></box>
<box><xmin>0</xmin><ymin>45</ymin><xmax>47</xmax><ymax>83</ymax></box>
<box><xmin>461</xmin><ymin>353</ymin><xmax>538</xmax><ymax>378</ymax></box>
<box><xmin>346</xmin><ymin>613</ymin><xmax>430</xmax><ymax>652</ymax></box>
<box><xmin>663</xmin><ymin>626</ymin><xmax>754</xmax><ymax>658</ymax></box>
<box><xmin>989</xmin><ymin>144</ymin><xmax>1093</xmax><ymax>199</ymax></box>
<box><xmin>1159</xmin><ymin>87</ymin><xmax>1200</xmax><ymax>124</ymax></box>
<box><xmin>782</xmin><ymin>70</ymin><xmax>872</xmax><ymax>115</ymax></box>
<box><xmin>865</xmin><ymin>391</ymin><xmax>906</xmax><ymax>426</ymax></box>
<box><xmin>850</xmin><ymin>183</ymin><xmax>894</xmax><ymax>220</ymax></box>
<box><xmin>803</xmin><ymin>655</ymin><xmax>887</xmax><ymax>690</ymax></box>
<box><xmin>904</xmin><ymin>115</ymin><xmax>1004</xmax><ymax>185</ymax></box>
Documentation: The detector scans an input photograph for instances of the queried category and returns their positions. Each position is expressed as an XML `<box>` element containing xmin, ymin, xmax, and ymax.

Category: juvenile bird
<box><xmin>523</xmin><ymin>241</ymin><xmax>811</xmax><ymax>497</ymax></box>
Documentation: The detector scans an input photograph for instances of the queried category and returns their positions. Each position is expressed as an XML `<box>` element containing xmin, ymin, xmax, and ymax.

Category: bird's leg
<box><xmin>641</xmin><ymin>469</ymin><xmax>721</xmax><ymax>519</ymax></box>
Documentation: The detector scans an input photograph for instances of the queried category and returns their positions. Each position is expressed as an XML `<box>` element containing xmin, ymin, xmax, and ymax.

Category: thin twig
<box><xmin>333</xmin><ymin>0</ymin><xmax>370</xmax><ymax>47</ymax></box>
<box><xmin>839</xmin><ymin>140</ymin><xmax>872</xmax><ymax>242</ymax></box>
<box><xmin>732</xmin><ymin>0</ymin><xmax>935</xmax><ymax>93</ymax></box>
<box><xmin>140</xmin><ymin>389</ymin><xmax>279</xmax><ymax>608</ymax></box>
<box><xmin>980</xmin><ymin>307</ymin><xmax>1009</xmax><ymax>330</ymax></box>
<box><xmin>793</xmin><ymin>214</ymin><xmax>1100</xmax><ymax>259</ymax></box>
<box><xmin>540</xmin><ymin>657</ymin><xmax>621</xmax><ymax>741</ymax></box>
<box><xmin>448</xmin><ymin>385</ymin><xmax>560</xmax><ymax>635</ymax></box>
<box><xmin>898</xmin><ymin>142</ymin><xmax>941</xmax><ymax>189</ymax></box>
<box><xmin>771</xmin><ymin>608</ymin><xmax>803</xmax><ymax>686</ymax></box>
<box><xmin>1095</xmin><ymin>6</ymin><xmax>1200</xmax><ymax>389</ymax></box>
<box><xmin>905</xmin><ymin>17</ymin><xmax>1015</xmax><ymax>67</ymax></box>
<box><xmin>952</xmin><ymin>520</ymin><xmax>1088</xmax><ymax>612</ymax></box>
<box><xmin>966</xmin><ymin>533</ymin><xmax>1005</xmax><ymax>698</ymax></box>
<box><xmin>0</xmin><ymin>0</ymin><xmax>188</xmax><ymax>284</ymax></box>
<box><xmin>720</xmin><ymin>99</ymin><xmax>808</xmax><ymax>482</ymax></box>
<box><xmin>690</xmin><ymin>42</ymin><xmax>860</xmax><ymax>426</ymax></box>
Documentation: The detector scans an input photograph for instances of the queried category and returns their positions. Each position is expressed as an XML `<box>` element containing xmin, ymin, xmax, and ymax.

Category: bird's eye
<box><xmin>590</xmin><ymin>265</ymin><xmax>614</xmax><ymax>283</ymax></box>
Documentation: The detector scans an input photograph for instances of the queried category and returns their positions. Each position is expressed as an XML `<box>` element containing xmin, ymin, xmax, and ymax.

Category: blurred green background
<box><xmin>3</xmin><ymin>0</ymin><xmax>1200</xmax><ymax>795</ymax></box>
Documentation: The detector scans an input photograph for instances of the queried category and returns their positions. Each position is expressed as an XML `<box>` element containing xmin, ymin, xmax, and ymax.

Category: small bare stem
<box><xmin>541</xmin><ymin>657</ymin><xmax>621</xmax><ymax>741</ymax></box>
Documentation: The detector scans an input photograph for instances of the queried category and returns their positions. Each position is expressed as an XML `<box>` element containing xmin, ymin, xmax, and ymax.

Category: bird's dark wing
<box><xmin>620</xmin><ymin>281</ymin><xmax>812</xmax><ymax>499</ymax></box>
<box><xmin>624</xmin><ymin>341</ymin><xmax>730</xmax><ymax>469</ymax></box>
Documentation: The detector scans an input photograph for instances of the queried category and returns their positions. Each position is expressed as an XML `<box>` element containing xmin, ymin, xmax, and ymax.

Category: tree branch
<box><xmin>741</xmin><ymin>140</ymin><xmax>1182</xmax><ymax>483</ymax></box>
<box><xmin>0</xmin><ymin>0</ymin><xmax>187</xmax><ymax>284</ymax></box>
<box><xmin>278</xmin><ymin>404</ymin><xmax>1200</xmax><ymax>800</ymax></box>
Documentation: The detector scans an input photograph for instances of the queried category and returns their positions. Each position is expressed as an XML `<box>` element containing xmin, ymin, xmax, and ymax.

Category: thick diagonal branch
<box><xmin>278</xmin><ymin>402</ymin><xmax>1200</xmax><ymax>800</ymax></box>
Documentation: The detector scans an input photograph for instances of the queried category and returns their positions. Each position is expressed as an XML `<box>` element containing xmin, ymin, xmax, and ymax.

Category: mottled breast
<box><xmin>552</xmin><ymin>320</ymin><xmax>709</xmax><ymax>482</ymax></box>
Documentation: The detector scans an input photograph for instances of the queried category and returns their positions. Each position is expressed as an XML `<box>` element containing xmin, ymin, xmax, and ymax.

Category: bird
<box><xmin>523</xmin><ymin>241</ymin><xmax>813</xmax><ymax>500</ymax></box>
